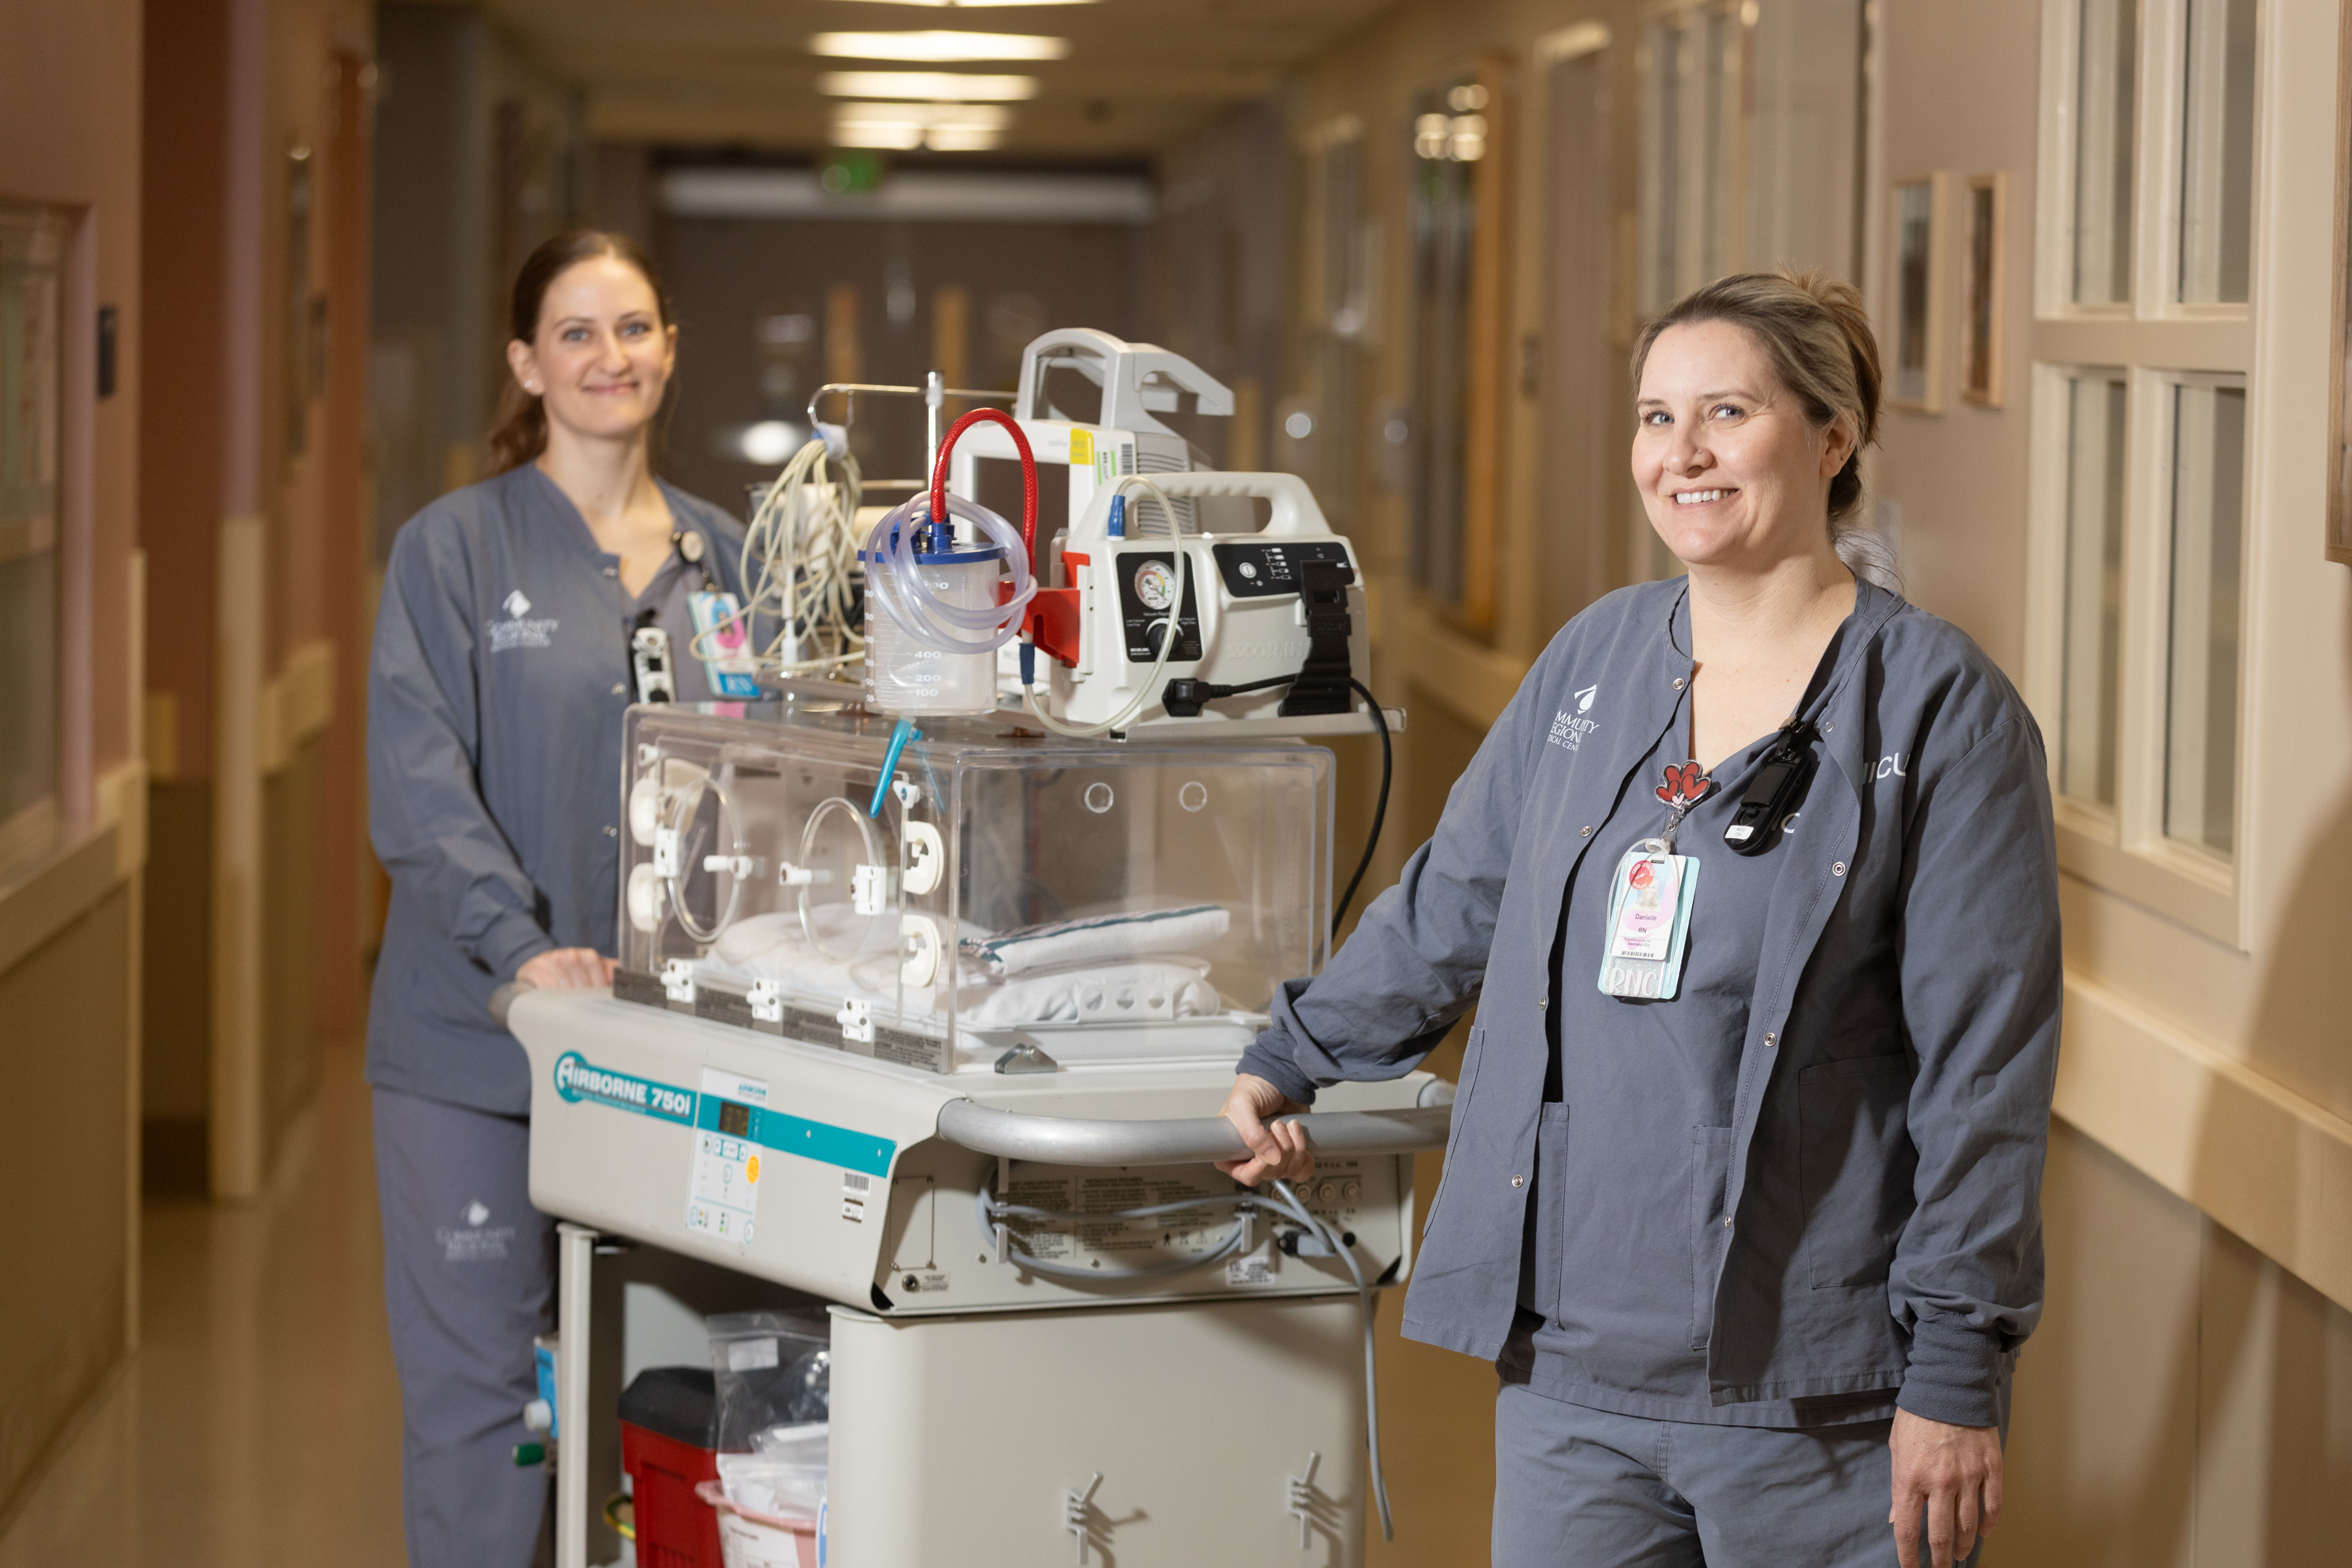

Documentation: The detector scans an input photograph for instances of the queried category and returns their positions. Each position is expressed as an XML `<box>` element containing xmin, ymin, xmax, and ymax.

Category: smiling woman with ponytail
<box><xmin>1220</xmin><ymin>269</ymin><xmax>2058</xmax><ymax>1568</ymax></box>
<box><xmin>363</xmin><ymin>230</ymin><xmax>754</xmax><ymax>1568</ymax></box>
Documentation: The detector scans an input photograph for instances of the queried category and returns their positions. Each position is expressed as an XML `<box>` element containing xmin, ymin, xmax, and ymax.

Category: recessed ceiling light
<box><xmin>834</xmin><ymin>123</ymin><xmax>927</xmax><ymax>150</ymax></box>
<box><xmin>818</xmin><ymin>71</ymin><xmax>1039</xmax><ymax>101</ymax></box>
<box><xmin>829</xmin><ymin>99</ymin><xmax>1013</xmax><ymax>152</ymax></box>
<box><xmin>833</xmin><ymin>101</ymin><xmax>1012</xmax><ymax>130</ymax></box>
<box><xmin>922</xmin><ymin>126</ymin><xmax>1006</xmax><ymax>151</ymax></box>
<box><xmin>808</xmin><ymin>30</ymin><xmax>1071</xmax><ymax>61</ymax></box>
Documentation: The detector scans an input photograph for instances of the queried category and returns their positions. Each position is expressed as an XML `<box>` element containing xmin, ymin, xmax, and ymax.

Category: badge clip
<box><xmin>1722</xmin><ymin>719</ymin><xmax>1816</xmax><ymax>856</ymax></box>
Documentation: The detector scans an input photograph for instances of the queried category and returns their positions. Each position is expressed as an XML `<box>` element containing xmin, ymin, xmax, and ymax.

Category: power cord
<box><xmin>1331</xmin><ymin>678</ymin><xmax>1390</xmax><ymax>937</ymax></box>
<box><xmin>1159</xmin><ymin>673</ymin><xmax>1392</xmax><ymax>939</ymax></box>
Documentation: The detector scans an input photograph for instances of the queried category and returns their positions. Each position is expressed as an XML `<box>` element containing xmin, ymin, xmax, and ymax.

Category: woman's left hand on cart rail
<box><xmin>515</xmin><ymin>947</ymin><xmax>619</xmax><ymax>991</ymax></box>
<box><xmin>1217</xmin><ymin>1073</ymin><xmax>1316</xmax><ymax>1186</ymax></box>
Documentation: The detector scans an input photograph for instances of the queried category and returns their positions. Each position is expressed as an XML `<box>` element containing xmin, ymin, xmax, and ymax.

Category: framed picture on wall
<box><xmin>1960</xmin><ymin>173</ymin><xmax>2006</xmax><ymax>408</ymax></box>
<box><xmin>1889</xmin><ymin>174</ymin><xmax>1949</xmax><ymax>413</ymax></box>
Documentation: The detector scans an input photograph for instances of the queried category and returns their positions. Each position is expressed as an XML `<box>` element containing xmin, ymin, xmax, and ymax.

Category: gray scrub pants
<box><xmin>1494</xmin><ymin>1384</ymin><xmax>1997</xmax><ymax>1568</ymax></box>
<box><xmin>374</xmin><ymin>1086</ymin><xmax>555</xmax><ymax>1568</ymax></box>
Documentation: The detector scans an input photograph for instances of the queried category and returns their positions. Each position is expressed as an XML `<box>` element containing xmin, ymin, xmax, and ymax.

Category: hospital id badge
<box><xmin>1597</xmin><ymin>843</ymin><xmax>1699</xmax><ymax>1000</ymax></box>
<box><xmin>688</xmin><ymin>591</ymin><xmax>761</xmax><ymax>698</ymax></box>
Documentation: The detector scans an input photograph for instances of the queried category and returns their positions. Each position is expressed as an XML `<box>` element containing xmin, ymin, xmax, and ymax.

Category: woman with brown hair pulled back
<box><xmin>1223</xmin><ymin>270</ymin><xmax>2059</xmax><ymax>1568</ymax></box>
<box><xmin>365</xmin><ymin>231</ymin><xmax>752</xmax><ymax>1565</ymax></box>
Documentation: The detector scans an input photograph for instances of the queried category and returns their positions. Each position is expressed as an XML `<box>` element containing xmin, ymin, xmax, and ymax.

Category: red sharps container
<box><xmin>619</xmin><ymin>1366</ymin><xmax>725</xmax><ymax>1568</ymax></box>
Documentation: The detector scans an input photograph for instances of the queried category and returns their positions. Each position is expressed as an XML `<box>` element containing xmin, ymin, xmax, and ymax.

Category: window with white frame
<box><xmin>2028</xmin><ymin>0</ymin><xmax>2257</xmax><ymax>936</ymax></box>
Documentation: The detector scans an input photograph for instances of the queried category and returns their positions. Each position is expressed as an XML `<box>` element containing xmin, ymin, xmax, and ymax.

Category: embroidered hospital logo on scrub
<box><xmin>436</xmin><ymin>1199</ymin><xmax>515</xmax><ymax>1264</ymax></box>
<box><xmin>489</xmin><ymin>589</ymin><xmax>559</xmax><ymax>653</ymax></box>
<box><xmin>1548</xmin><ymin>684</ymin><xmax>1601</xmax><ymax>751</ymax></box>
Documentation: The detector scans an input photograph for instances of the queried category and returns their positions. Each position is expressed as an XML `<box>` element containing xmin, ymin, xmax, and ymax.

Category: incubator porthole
<box><xmin>1179</xmin><ymin>781</ymin><xmax>1209</xmax><ymax>812</ymax></box>
<box><xmin>1084</xmin><ymin>782</ymin><xmax>1115</xmax><ymax>813</ymax></box>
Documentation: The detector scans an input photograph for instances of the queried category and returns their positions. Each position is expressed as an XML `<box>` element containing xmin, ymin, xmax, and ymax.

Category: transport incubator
<box><xmin>510</xmin><ymin>688</ymin><xmax>1445</xmax><ymax>1567</ymax></box>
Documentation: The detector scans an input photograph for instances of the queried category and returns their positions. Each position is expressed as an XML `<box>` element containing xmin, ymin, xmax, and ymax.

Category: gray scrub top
<box><xmin>366</xmin><ymin>463</ymin><xmax>752</xmax><ymax>1117</ymax></box>
<box><xmin>1510</xmin><ymin>598</ymin><xmax>1896</xmax><ymax>1427</ymax></box>
<box><xmin>1238</xmin><ymin>578</ymin><xmax>2062</xmax><ymax>1428</ymax></box>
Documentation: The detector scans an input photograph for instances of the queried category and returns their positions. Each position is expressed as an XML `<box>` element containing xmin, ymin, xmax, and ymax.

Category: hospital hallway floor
<box><xmin>0</xmin><ymin>1043</ymin><xmax>412</xmax><ymax>1567</ymax></box>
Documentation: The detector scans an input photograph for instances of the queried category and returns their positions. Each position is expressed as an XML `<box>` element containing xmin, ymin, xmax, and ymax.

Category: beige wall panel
<box><xmin>1868</xmin><ymin>0</ymin><xmax>2041</xmax><ymax>677</ymax></box>
<box><xmin>262</xmin><ymin>733</ymin><xmax>325</xmax><ymax>1171</ymax></box>
<box><xmin>1997</xmin><ymin>1122</ymin><xmax>2198</xmax><ymax>1568</ymax></box>
<box><xmin>2193</xmin><ymin>1222</ymin><xmax>2352</xmax><ymax>1565</ymax></box>
<box><xmin>0</xmin><ymin>890</ymin><xmax>133</xmax><ymax>1518</ymax></box>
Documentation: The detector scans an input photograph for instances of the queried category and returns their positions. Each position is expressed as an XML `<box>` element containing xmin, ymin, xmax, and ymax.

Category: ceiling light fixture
<box><xmin>829</xmin><ymin>99</ymin><xmax>1012</xmax><ymax>152</ymax></box>
<box><xmin>807</xmin><ymin>30</ymin><xmax>1071</xmax><ymax>62</ymax></box>
<box><xmin>851</xmin><ymin>0</ymin><xmax>1094</xmax><ymax>7</ymax></box>
<box><xmin>833</xmin><ymin>101</ymin><xmax>1013</xmax><ymax>129</ymax></box>
<box><xmin>817</xmin><ymin>71</ymin><xmax>1039</xmax><ymax>101</ymax></box>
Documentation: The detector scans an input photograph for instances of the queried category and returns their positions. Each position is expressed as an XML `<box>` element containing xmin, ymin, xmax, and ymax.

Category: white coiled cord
<box><xmin>728</xmin><ymin>436</ymin><xmax>865</xmax><ymax>677</ymax></box>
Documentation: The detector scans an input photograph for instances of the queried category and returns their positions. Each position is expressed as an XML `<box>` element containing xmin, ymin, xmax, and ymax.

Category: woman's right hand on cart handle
<box><xmin>1217</xmin><ymin>1073</ymin><xmax>1316</xmax><ymax>1186</ymax></box>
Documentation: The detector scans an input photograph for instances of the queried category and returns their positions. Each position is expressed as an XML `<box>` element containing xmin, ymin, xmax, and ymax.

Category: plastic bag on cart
<box><xmin>716</xmin><ymin>1420</ymin><xmax>829</xmax><ymax>1518</ymax></box>
<box><xmin>707</xmin><ymin>1311</ymin><xmax>830</xmax><ymax>1449</ymax></box>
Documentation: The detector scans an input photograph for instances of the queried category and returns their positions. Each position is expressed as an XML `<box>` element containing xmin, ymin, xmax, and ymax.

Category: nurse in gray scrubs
<box><xmin>365</xmin><ymin>230</ymin><xmax>753</xmax><ymax>1567</ymax></box>
<box><xmin>1223</xmin><ymin>272</ymin><xmax>2060</xmax><ymax>1568</ymax></box>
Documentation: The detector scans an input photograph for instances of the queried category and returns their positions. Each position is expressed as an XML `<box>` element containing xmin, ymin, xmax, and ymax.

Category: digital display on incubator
<box><xmin>718</xmin><ymin>1101</ymin><xmax>751</xmax><ymax>1138</ymax></box>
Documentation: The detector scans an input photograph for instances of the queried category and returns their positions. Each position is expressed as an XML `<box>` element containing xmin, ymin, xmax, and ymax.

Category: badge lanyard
<box><xmin>1596</xmin><ymin>761</ymin><xmax>1710</xmax><ymax>1000</ymax></box>
<box><xmin>672</xmin><ymin>529</ymin><xmax>762</xmax><ymax>699</ymax></box>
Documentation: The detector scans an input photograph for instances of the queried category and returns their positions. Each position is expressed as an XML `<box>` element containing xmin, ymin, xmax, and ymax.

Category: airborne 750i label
<box><xmin>552</xmin><ymin>1052</ymin><xmax>696</xmax><ymax>1123</ymax></box>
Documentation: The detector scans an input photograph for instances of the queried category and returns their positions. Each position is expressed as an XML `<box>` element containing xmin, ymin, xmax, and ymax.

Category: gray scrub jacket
<box><xmin>1237</xmin><ymin>577</ymin><xmax>2061</xmax><ymax>1428</ymax></box>
<box><xmin>367</xmin><ymin>463</ymin><xmax>749</xmax><ymax>1117</ymax></box>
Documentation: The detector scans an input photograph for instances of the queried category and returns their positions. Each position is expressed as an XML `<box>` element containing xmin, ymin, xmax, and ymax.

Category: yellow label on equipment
<box><xmin>1069</xmin><ymin>429</ymin><xmax>1094</xmax><ymax>465</ymax></box>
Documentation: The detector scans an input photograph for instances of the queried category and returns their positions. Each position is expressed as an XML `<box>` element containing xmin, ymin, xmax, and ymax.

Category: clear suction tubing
<box><xmin>859</xmin><ymin>410</ymin><xmax>1039</xmax><ymax>716</ymax></box>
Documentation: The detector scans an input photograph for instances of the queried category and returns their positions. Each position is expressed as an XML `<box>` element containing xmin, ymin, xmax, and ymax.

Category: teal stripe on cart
<box><xmin>695</xmin><ymin>1098</ymin><xmax>896</xmax><ymax>1178</ymax></box>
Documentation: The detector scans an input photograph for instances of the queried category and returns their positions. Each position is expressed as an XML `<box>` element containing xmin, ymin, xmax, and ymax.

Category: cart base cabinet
<box><xmin>826</xmin><ymin>1298</ymin><xmax>1368</xmax><ymax>1567</ymax></box>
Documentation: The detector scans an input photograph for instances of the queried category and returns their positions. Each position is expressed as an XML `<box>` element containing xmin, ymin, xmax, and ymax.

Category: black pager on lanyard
<box><xmin>1722</xmin><ymin>718</ymin><xmax>1816</xmax><ymax>855</ymax></box>
<box><xmin>630</xmin><ymin>607</ymin><xmax>676</xmax><ymax>703</ymax></box>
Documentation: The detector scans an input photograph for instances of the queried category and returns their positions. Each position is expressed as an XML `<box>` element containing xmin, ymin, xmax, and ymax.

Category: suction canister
<box><xmin>858</xmin><ymin>522</ymin><xmax>1011</xmax><ymax>715</ymax></box>
<box><xmin>857</xmin><ymin>408</ymin><xmax>1041</xmax><ymax>717</ymax></box>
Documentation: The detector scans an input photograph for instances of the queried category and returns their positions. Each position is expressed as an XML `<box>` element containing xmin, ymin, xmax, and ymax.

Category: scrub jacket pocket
<box><xmin>1799</xmin><ymin>1055</ymin><xmax>1917</xmax><ymax>1288</ymax></box>
<box><xmin>1688</xmin><ymin>1126</ymin><xmax>1735</xmax><ymax>1350</ymax></box>
<box><xmin>1424</xmin><ymin>1023</ymin><xmax>1485</xmax><ymax>1237</ymax></box>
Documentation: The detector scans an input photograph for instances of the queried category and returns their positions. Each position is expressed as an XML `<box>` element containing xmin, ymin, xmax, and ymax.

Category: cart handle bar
<box><xmin>934</xmin><ymin>1099</ymin><xmax>1450</xmax><ymax>1167</ymax></box>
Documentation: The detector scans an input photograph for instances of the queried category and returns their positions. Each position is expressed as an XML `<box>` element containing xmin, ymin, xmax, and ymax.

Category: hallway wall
<box><xmin>137</xmin><ymin>0</ymin><xmax>374</xmax><ymax>1200</ymax></box>
<box><xmin>0</xmin><ymin>0</ymin><xmax>148</xmax><ymax>1526</ymax></box>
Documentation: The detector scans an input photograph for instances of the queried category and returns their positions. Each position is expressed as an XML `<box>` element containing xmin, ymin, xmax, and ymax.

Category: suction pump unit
<box><xmin>851</xmin><ymin>330</ymin><xmax>1379</xmax><ymax>736</ymax></box>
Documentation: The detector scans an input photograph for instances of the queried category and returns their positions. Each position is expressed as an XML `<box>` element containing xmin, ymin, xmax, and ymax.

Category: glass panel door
<box><xmin>2177</xmin><ymin>0</ymin><xmax>2255</xmax><ymax>304</ymax></box>
<box><xmin>2162</xmin><ymin>382</ymin><xmax>2244</xmax><ymax>852</ymax></box>
<box><xmin>2059</xmin><ymin>374</ymin><xmax>2129</xmax><ymax>808</ymax></box>
<box><xmin>0</xmin><ymin>201</ymin><xmax>64</xmax><ymax>869</ymax></box>
<box><xmin>2073</xmin><ymin>0</ymin><xmax>2138</xmax><ymax>305</ymax></box>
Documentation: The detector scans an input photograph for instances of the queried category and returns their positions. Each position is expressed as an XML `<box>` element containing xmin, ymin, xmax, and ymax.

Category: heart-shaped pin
<box><xmin>1656</xmin><ymin>761</ymin><xmax>1712</xmax><ymax>806</ymax></box>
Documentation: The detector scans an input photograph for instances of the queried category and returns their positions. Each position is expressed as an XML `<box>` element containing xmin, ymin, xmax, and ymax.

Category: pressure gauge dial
<box><xmin>1133</xmin><ymin>559</ymin><xmax>1177</xmax><ymax>612</ymax></box>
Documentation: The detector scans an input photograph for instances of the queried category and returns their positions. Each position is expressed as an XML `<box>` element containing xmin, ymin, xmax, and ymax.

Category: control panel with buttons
<box><xmin>1209</xmin><ymin>540</ymin><xmax>1354</xmax><ymax>599</ymax></box>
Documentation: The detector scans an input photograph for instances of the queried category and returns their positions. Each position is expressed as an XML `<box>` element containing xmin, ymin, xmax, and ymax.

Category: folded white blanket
<box><xmin>706</xmin><ymin>904</ymin><xmax>1233</xmax><ymax>1032</ymax></box>
<box><xmin>961</xmin><ymin>904</ymin><xmax>1231</xmax><ymax>978</ymax></box>
<box><xmin>962</xmin><ymin>956</ymin><xmax>1222</xmax><ymax>1028</ymax></box>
